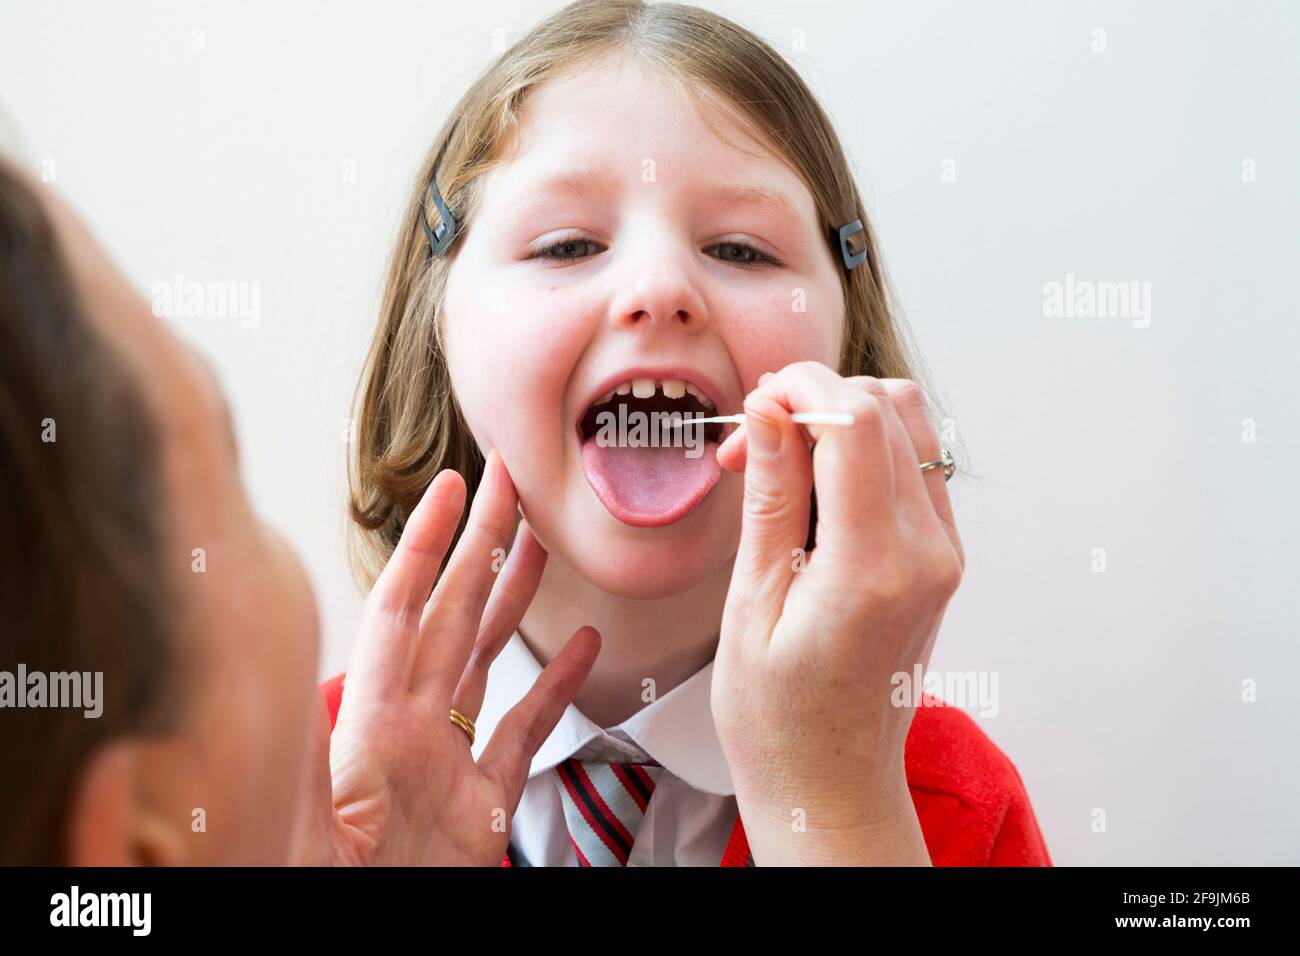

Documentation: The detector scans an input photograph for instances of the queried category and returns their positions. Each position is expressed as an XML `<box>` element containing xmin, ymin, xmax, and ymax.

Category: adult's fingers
<box><xmin>744</xmin><ymin>362</ymin><xmax>899</xmax><ymax>566</ymax></box>
<box><xmin>350</xmin><ymin>467</ymin><xmax>466</xmax><ymax>696</ymax></box>
<box><xmin>476</xmin><ymin>626</ymin><xmax>601</xmax><ymax>812</ymax></box>
<box><xmin>412</xmin><ymin>449</ymin><xmax>521</xmax><ymax>702</ymax></box>
<box><xmin>716</xmin><ymin>420</ymin><xmax>816</xmax><ymax>474</ymax></box>
<box><xmin>841</xmin><ymin>376</ymin><xmax>945</xmax><ymax>538</ymax></box>
<box><xmin>366</xmin><ymin>468</ymin><xmax>466</xmax><ymax>616</ymax></box>
<box><xmin>724</xmin><ymin>385</ymin><xmax>818</xmax><ymax>636</ymax></box>
<box><xmin>717</xmin><ymin>371</ymin><xmax>768</xmax><ymax>472</ymax></box>
<box><xmin>715</xmin><ymin>421</ymin><xmax>748</xmax><ymax>472</ymax></box>
<box><xmin>287</xmin><ymin>696</ymin><xmax>337</xmax><ymax>866</ymax></box>
<box><xmin>876</xmin><ymin>378</ymin><xmax>964</xmax><ymax>571</ymax></box>
<box><xmin>450</xmin><ymin>518</ymin><xmax>549</xmax><ymax>724</ymax></box>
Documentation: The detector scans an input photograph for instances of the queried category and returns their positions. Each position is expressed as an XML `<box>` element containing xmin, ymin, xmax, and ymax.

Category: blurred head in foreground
<box><xmin>0</xmin><ymin>158</ymin><xmax>320</xmax><ymax>864</ymax></box>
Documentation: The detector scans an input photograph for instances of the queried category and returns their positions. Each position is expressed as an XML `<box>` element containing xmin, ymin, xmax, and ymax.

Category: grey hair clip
<box><xmin>836</xmin><ymin>218</ymin><xmax>867</xmax><ymax>270</ymax></box>
<box><xmin>422</xmin><ymin>172</ymin><xmax>457</xmax><ymax>257</ymax></box>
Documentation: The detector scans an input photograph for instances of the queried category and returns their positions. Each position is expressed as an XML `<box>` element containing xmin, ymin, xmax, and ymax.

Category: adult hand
<box><xmin>291</xmin><ymin>449</ymin><xmax>600</xmax><ymax>865</ymax></box>
<box><xmin>711</xmin><ymin>362</ymin><xmax>964</xmax><ymax>865</ymax></box>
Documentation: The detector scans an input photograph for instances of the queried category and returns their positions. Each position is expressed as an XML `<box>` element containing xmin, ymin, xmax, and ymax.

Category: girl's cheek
<box><xmin>509</xmin><ymin>285</ymin><xmax>593</xmax><ymax>369</ymax></box>
<box><xmin>722</xmin><ymin>281</ymin><xmax>842</xmax><ymax>387</ymax></box>
<box><xmin>446</xmin><ymin>279</ymin><xmax>594</xmax><ymax>451</ymax></box>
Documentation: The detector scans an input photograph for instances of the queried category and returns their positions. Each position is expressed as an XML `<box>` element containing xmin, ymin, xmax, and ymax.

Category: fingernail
<box><xmin>758</xmin><ymin>371</ymin><xmax>774</xmax><ymax>384</ymax></box>
<box><xmin>745</xmin><ymin>407</ymin><xmax>781</xmax><ymax>457</ymax></box>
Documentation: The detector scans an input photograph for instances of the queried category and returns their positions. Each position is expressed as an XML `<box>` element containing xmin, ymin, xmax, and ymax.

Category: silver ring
<box><xmin>919</xmin><ymin>448</ymin><xmax>955</xmax><ymax>481</ymax></box>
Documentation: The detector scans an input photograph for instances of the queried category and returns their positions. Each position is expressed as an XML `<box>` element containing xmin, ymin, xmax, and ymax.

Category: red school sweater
<box><xmin>319</xmin><ymin>673</ymin><xmax>1052</xmax><ymax>867</ymax></box>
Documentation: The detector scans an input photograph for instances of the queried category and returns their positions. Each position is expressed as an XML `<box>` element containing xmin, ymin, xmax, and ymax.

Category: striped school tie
<box><xmin>556</xmin><ymin>757</ymin><xmax>664</xmax><ymax>866</ymax></box>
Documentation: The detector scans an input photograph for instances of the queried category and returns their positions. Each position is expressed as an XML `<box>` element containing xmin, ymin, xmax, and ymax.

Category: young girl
<box><xmin>322</xmin><ymin>0</ymin><xmax>1051</xmax><ymax>866</ymax></box>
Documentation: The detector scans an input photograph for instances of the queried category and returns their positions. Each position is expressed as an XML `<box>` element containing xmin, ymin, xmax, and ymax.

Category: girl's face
<box><xmin>443</xmin><ymin>54</ymin><xmax>844</xmax><ymax>598</ymax></box>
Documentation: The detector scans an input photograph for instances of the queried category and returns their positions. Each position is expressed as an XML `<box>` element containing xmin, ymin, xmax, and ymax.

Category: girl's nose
<box><xmin>606</xmin><ymin>234</ymin><xmax>710</xmax><ymax>333</ymax></box>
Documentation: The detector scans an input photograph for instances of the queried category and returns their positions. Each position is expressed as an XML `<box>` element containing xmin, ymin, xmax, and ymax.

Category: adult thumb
<box><xmin>726</xmin><ymin>393</ymin><xmax>814</xmax><ymax>630</ymax></box>
<box><xmin>288</xmin><ymin>696</ymin><xmax>336</xmax><ymax>865</ymax></box>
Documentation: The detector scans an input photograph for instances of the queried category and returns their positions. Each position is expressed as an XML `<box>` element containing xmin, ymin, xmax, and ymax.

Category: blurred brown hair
<box><xmin>0</xmin><ymin>160</ymin><xmax>175</xmax><ymax>864</ymax></box>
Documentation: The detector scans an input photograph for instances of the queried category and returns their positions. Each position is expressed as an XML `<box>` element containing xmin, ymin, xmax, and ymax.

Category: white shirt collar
<box><xmin>469</xmin><ymin>630</ymin><xmax>734</xmax><ymax>796</ymax></box>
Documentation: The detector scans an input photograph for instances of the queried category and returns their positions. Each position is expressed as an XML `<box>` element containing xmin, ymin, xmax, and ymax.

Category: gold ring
<box><xmin>919</xmin><ymin>448</ymin><xmax>956</xmax><ymax>481</ymax></box>
<box><xmin>449</xmin><ymin>708</ymin><xmax>475</xmax><ymax>746</ymax></box>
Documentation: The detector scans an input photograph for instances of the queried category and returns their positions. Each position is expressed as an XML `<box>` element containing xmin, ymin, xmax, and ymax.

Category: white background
<box><xmin>2</xmin><ymin>0</ymin><xmax>1297</xmax><ymax>865</ymax></box>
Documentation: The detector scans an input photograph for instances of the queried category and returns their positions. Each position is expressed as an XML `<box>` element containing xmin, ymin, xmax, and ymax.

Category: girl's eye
<box><xmin>528</xmin><ymin>235</ymin><xmax>781</xmax><ymax>269</ymax></box>
<box><xmin>530</xmin><ymin>236</ymin><xmax>603</xmax><ymax>262</ymax></box>
<box><xmin>708</xmin><ymin>240</ymin><xmax>780</xmax><ymax>269</ymax></box>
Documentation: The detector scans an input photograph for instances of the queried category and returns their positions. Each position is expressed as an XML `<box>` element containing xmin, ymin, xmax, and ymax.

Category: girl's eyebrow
<box><xmin>697</xmin><ymin>175</ymin><xmax>802</xmax><ymax>223</ymax></box>
<box><xmin>492</xmin><ymin>169</ymin><xmax>617</xmax><ymax>230</ymax></box>
<box><xmin>504</xmin><ymin>169</ymin><xmax>621</xmax><ymax>218</ymax></box>
<box><xmin>531</xmin><ymin>169</ymin><xmax>622</xmax><ymax>198</ymax></box>
<box><xmin>505</xmin><ymin>169</ymin><xmax>799</xmax><ymax>223</ymax></box>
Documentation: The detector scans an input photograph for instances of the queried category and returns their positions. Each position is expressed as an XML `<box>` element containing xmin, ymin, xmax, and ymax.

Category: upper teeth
<box><xmin>595</xmin><ymin>378</ymin><xmax>715</xmax><ymax>410</ymax></box>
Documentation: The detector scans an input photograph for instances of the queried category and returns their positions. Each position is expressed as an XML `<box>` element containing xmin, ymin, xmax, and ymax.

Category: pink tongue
<box><xmin>581</xmin><ymin>438</ymin><xmax>720</xmax><ymax>523</ymax></box>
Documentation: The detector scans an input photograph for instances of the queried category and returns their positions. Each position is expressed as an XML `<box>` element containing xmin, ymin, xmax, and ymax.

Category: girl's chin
<box><xmin>574</xmin><ymin>553</ymin><xmax>726</xmax><ymax>600</ymax></box>
<box><xmin>562</xmin><ymin>490</ymin><xmax>740</xmax><ymax>600</ymax></box>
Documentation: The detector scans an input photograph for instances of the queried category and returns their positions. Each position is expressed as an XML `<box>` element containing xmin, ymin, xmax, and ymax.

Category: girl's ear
<box><xmin>65</xmin><ymin>742</ymin><xmax>138</xmax><ymax>865</ymax></box>
<box><xmin>65</xmin><ymin>741</ymin><xmax>190</xmax><ymax>866</ymax></box>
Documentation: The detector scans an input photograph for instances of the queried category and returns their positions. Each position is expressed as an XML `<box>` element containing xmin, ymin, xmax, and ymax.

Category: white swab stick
<box><xmin>665</xmin><ymin>412</ymin><xmax>855</xmax><ymax>427</ymax></box>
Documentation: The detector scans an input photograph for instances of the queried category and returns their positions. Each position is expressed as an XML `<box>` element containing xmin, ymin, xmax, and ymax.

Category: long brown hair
<box><xmin>348</xmin><ymin>0</ymin><xmax>948</xmax><ymax>589</ymax></box>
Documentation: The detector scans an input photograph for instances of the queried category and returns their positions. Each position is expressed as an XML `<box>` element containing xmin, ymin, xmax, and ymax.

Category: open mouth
<box><xmin>576</xmin><ymin>375</ymin><xmax>728</xmax><ymax>528</ymax></box>
<box><xmin>577</xmin><ymin>378</ymin><xmax>724</xmax><ymax>444</ymax></box>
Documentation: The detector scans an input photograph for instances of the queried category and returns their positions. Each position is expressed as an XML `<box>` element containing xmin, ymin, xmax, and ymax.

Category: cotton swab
<box><xmin>665</xmin><ymin>412</ymin><xmax>855</xmax><ymax>428</ymax></box>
